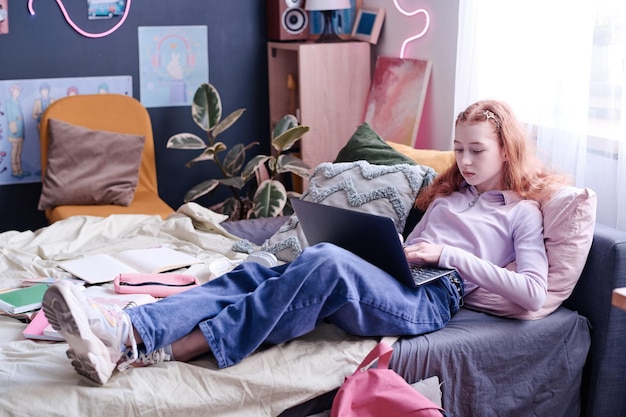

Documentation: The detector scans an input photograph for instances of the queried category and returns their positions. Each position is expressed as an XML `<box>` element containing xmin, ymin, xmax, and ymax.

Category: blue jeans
<box><xmin>127</xmin><ymin>243</ymin><xmax>463</xmax><ymax>368</ymax></box>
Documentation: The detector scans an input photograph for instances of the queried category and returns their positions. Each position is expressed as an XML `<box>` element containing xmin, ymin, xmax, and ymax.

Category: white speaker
<box><xmin>267</xmin><ymin>0</ymin><xmax>309</xmax><ymax>41</ymax></box>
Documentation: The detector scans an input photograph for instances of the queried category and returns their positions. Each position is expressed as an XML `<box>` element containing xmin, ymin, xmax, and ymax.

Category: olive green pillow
<box><xmin>334</xmin><ymin>123</ymin><xmax>417</xmax><ymax>166</ymax></box>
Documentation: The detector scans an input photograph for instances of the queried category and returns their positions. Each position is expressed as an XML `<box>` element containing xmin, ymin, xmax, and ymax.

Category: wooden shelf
<box><xmin>267</xmin><ymin>41</ymin><xmax>371</xmax><ymax>171</ymax></box>
<box><xmin>612</xmin><ymin>288</ymin><xmax>626</xmax><ymax>311</ymax></box>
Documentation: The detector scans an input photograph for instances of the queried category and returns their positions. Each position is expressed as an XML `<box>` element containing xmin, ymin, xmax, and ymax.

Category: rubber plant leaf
<box><xmin>218</xmin><ymin>176</ymin><xmax>246</xmax><ymax>189</ymax></box>
<box><xmin>166</xmin><ymin>133</ymin><xmax>207</xmax><ymax>150</ymax></box>
<box><xmin>192</xmin><ymin>83</ymin><xmax>221</xmax><ymax>132</ymax></box>
<box><xmin>275</xmin><ymin>154</ymin><xmax>311</xmax><ymax>178</ymax></box>
<box><xmin>241</xmin><ymin>154</ymin><xmax>272</xmax><ymax>181</ymax></box>
<box><xmin>252</xmin><ymin>179</ymin><xmax>287</xmax><ymax>218</ymax></box>
<box><xmin>185</xmin><ymin>142</ymin><xmax>227</xmax><ymax>167</ymax></box>
<box><xmin>222</xmin><ymin>142</ymin><xmax>258</xmax><ymax>177</ymax></box>
<box><xmin>273</xmin><ymin>114</ymin><xmax>299</xmax><ymax>138</ymax></box>
<box><xmin>211</xmin><ymin>197</ymin><xmax>242</xmax><ymax>221</ymax></box>
<box><xmin>272</xmin><ymin>126</ymin><xmax>310</xmax><ymax>153</ymax></box>
<box><xmin>213</xmin><ymin>109</ymin><xmax>246</xmax><ymax>138</ymax></box>
<box><xmin>184</xmin><ymin>179</ymin><xmax>220</xmax><ymax>202</ymax></box>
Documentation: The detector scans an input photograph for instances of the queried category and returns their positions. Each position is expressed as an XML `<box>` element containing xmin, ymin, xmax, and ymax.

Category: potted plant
<box><xmin>166</xmin><ymin>83</ymin><xmax>311</xmax><ymax>220</ymax></box>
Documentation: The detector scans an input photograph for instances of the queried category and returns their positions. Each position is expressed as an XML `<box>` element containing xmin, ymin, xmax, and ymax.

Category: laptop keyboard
<box><xmin>410</xmin><ymin>266</ymin><xmax>455</xmax><ymax>286</ymax></box>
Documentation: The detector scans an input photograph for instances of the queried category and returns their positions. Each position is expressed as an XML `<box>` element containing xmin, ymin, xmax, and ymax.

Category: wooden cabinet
<box><xmin>267</xmin><ymin>41</ymin><xmax>371</xmax><ymax>171</ymax></box>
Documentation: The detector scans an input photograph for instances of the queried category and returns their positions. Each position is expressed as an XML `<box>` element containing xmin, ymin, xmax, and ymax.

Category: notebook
<box><xmin>0</xmin><ymin>284</ymin><xmax>49</xmax><ymax>314</ymax></box>
<box><xmin>291</xmin><ymin>199</ymin><xmax>455</xmax><ymax>288</ymax></box>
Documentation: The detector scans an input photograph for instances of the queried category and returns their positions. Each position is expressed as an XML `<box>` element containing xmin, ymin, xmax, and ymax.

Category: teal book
<box><xmin>0</xmin><ymin>285</ymin><xmax>49</xmax><ymax>314</ymax></box>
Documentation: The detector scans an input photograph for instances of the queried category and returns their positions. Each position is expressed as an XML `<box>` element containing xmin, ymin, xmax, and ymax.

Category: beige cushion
<box><xmin>38</xmin><ymin>118</ymin><xmax>145</xmax><ymax>211</ymax></box>
<box><xmin>260</xmin><ymin>161</ymin><xmax>436</xmax><ymax>262</ymax></box>
<box><xmin>464</xmin><ymin>186</ymin><xmax>597</xmax><ymax>319</ymax></box>
<box><xmin>386</xmin><ymin>141</ymin><xmax>455</xmax><ymax>174</ymax></box>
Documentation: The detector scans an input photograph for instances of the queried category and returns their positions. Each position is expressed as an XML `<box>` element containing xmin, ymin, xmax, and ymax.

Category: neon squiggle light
<box><xmin>393</xmin><ymin>0</ymin><xmax>430</xmax><ymax>59</ymax></box>
<box><xmin>28</xmin><ymin>0</ymin><xmax>131</xmax><ymax>39</ymax></box>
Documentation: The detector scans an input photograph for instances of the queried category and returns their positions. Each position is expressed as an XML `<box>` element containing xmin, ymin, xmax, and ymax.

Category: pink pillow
<box><xmin>465</xmin><ymin>186</ymin><xmax>597</xmax><ymax>319</ymax></box>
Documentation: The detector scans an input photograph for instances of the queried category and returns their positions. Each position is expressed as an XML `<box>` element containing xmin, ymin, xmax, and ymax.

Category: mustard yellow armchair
<box><xmin>39</xmin><ymin>94</ymin><xmax>174</xmax><ymax>223</ymax></box>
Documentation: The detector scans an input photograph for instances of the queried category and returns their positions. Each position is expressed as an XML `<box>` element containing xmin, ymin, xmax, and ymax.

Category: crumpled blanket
<box><xmin>0</xmin><ymin>204</ymin><xmax>380</xmax><ymax>417</ymax></box>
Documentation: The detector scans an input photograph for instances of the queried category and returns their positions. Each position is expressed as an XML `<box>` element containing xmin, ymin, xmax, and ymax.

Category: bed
<box><xmin>0</xmin><ymin>201</ymin><xmax>593</xmax><ymax>417</ymax></box>
<box><xmin>0</xmin><ymin>207</ymin><xmax>384</xmax><ymax>417</ymax></box>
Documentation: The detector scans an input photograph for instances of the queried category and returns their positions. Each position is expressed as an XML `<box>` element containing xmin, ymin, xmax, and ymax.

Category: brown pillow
<box><xmin>38</xmin><ymin>119</ymin><xmax>145</xmax><ymax>211</ymax></box>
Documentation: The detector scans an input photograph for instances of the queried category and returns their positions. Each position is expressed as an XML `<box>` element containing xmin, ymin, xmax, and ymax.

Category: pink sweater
<box><xmin>406</xmin><ymin>185</ymin><xmax>548</xmax><ymax>312</ymax></box>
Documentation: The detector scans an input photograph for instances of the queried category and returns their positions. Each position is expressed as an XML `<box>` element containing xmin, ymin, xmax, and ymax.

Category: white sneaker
<box><xmin>42</xmin><ymin>281</ymin><xmax>136</xmax><ymax>385</ymax></box>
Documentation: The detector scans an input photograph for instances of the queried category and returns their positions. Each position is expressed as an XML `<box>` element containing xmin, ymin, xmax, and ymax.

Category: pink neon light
<box><xmin>393</xmin><ymin>0</ymin><xmax>430</xmax><ymax>59</ymax></box>
<box><xmin>28</xmin><ymin>0</ymin><xmax>131</xmax><ymax>39</ymax></box>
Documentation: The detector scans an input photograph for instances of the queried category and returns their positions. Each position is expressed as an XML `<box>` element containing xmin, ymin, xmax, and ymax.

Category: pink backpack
<box><xmin>331</xmin><ymin>342</ymin><xmax>448</xmax><ymax>417</ymax></box>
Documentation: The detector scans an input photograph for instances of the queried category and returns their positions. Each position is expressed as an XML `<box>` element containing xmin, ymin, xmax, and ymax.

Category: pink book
<box><xmin>22</xmin><ymin>309</ymin><xmax>64</xmax><ymax>342</ymax></box>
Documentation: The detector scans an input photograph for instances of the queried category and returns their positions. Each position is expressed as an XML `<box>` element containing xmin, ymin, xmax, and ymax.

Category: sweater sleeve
<box><xmin>438</xmin><ymin>205</ymin><xmax>548</xmax><ymax>311</ymax></box>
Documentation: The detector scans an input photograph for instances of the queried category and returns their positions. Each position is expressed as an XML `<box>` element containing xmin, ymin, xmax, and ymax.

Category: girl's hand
<box><xmin>403</xmin><ymin>242</ymin><xmax>444</xmax><ymax>266</ymax></box>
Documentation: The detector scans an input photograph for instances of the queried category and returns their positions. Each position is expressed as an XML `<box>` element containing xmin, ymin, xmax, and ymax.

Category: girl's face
<box><xmin>454</xmin><ymin>121</ymin><xmax>507</xmax><ymax>193</ymax></box>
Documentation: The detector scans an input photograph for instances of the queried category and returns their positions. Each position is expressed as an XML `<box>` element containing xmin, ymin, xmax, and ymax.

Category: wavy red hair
<box><xmin>415</xmin><ymin>100</ymin><xmax>569</xmax><ymax>211</ymax></box>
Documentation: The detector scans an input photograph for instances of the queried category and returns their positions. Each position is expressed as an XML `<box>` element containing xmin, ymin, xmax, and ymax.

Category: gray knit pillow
<box><xmin>260</xmin><ymin>161</ymin><xmax>436</xmax><ymax>262</ymax></box>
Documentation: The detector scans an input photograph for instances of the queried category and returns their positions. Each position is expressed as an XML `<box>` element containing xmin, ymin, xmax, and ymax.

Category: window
<box><xmin>456</xmin><ymin>0</ymin><xmax>626</xmax><ymax>230</ymax></box>
<box><xmin>588</xmin><ymin>0</ymin><xmax>625</xmax><ymax>148</ymax></box>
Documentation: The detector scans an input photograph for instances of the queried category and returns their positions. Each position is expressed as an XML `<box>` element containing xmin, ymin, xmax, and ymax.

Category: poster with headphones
<box><xmin>138</xmin><ymin>26</ymin><xmax>208</xmax><ymax>108</ymax></box>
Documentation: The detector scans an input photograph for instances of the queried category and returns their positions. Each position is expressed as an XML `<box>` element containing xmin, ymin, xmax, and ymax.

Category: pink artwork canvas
<box><xmin>363</xmin><ymin>57</ymin><xmax>432</xmax><ymax>148</ymax></box>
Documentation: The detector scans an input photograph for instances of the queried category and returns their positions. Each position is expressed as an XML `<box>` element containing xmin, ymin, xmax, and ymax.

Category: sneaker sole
<box><xmin>42</xmin><ymin>284</ymin><xmax>116</xmax><ymax>385</ymax></box>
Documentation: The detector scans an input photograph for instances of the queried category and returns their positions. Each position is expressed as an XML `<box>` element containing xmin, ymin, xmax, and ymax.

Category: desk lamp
<box><xmin>305</xmin><ymin>0</ymin><xmax>351</xmax><ymax>43</ymax></box>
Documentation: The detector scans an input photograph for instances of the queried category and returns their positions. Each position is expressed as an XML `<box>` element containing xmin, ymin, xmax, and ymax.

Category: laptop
<box><xmin>291</xmin><ymin>199</ymin><xmax>455</xmax><ymax>288</ymax></box>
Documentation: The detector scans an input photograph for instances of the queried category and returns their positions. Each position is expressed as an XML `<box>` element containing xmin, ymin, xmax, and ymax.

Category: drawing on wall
<box><xmin>138</xmin><ymin>26</ymin><xmax>209</xmax><ymax>108</ymax></box>
<box><xmin>0</xmin><ymin>0</ymin><xmax>9</xmax><ymax>35</ymax></box>
<box><xmin>0</xmin><ymin>76</ymin><xmax>132</xmax><ymax>185</ymax></box>
<box><xmin>87</xmin><ymin>0</ymin><xmax>126</xmax><ymax>20</ymax></box>
<box><xmin>363</xmin><ymin>57</ymin><xmax>432</xmax><ymax>148</ymax></box>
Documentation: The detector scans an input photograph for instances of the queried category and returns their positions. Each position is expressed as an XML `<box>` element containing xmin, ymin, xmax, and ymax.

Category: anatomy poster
<box><xmin>0</xmin><ymin>75</ymin><xmax>132</xmax><ymax>185</ymax></box>
<box><xmin>138</xmin><ymin>26</ymin><xmax>209</xmax><ymax>108</ymax></box>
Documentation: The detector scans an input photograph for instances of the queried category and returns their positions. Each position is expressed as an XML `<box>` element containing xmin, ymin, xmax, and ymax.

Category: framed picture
<box><xmin>351</xmin><ymin>8</ymin><xmax>385</xmax><ymax>44</ymax></box>
<box><xmin>363</xmin><ymin>57</ymin><xmax>432</xmax><ymax>148</ymax></box>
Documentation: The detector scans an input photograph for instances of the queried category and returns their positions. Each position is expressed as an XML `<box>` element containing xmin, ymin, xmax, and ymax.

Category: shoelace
<box><xmin>117</xmin><ymin>348</ymin><xmax>171</xmax><ymax>371</ymax></box>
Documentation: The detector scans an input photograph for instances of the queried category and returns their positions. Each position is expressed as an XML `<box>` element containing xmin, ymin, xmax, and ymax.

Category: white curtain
<box><xmin>456</xmin><ymin>0</ymin><xmax>626</xmax><ymax>231</ymax></box>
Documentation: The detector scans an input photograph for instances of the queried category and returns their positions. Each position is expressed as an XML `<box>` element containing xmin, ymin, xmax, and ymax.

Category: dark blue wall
<box><xmin>0</xmin><ymin>1</ymin><xmax>269</xmax><ymax>231</ymax></box>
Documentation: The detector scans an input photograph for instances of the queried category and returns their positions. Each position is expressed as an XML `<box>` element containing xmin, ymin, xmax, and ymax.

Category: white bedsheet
<box><xmin>0</xmin><ymin>204</ymin><xmax>379</xmax><ymax>416</ymax></box>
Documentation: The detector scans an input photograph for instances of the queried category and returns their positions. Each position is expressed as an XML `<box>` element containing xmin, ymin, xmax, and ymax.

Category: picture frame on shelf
<box><xmin>363</xmin><ymin>56</ymin><xmax>432</xmax><ymax>148</ymax></box>
<box><xmin>351</xmin><ymin>7</ymin><xmax>385</xmax><ymax>44</ymax></box>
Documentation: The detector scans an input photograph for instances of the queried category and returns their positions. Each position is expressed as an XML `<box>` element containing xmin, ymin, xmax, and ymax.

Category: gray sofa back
<box><xmin>563</xmin><ymin>223</ymin><xmax>626</xmax><ymax>417</ymax></box>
